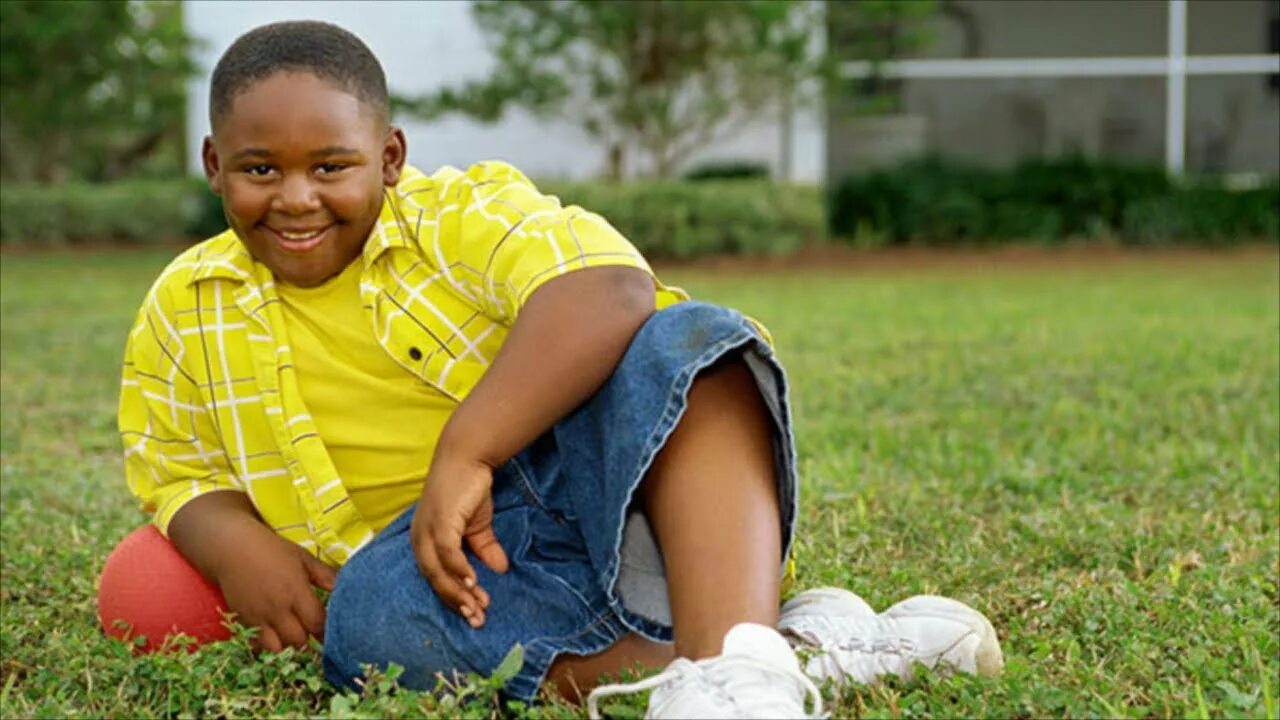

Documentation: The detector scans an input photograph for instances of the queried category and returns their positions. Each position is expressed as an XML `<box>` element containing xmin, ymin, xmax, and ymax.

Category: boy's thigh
<box><xmin>322</xmin><ymin>504</ymin><xmax>623</xmax><ymax>699</ymax></box>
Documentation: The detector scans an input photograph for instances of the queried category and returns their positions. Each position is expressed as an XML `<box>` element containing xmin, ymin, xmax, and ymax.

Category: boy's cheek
<box><xmin>220</xmin><ymin>188</ymin><xmax>267</xmax><ymax>225</ymax></box>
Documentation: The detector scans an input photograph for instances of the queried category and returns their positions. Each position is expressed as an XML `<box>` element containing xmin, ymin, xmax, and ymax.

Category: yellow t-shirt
<box><xmin>276</xmin><ymin>259</ymin><xmax>453</xmax><ymax>531</ymax></box>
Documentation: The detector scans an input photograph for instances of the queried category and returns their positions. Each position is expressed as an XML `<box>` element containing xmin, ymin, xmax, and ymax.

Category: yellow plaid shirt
<box><xmin>119</xmin><ymin>161</ymin><xmax>688</xmax><ymax>567</ymax></box>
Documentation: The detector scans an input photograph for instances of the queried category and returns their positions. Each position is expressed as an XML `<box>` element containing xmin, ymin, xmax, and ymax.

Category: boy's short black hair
<box><xmin>209</xmin><ymin>20</ymin><xmax>389</xmax><ymax>129</ymax></box>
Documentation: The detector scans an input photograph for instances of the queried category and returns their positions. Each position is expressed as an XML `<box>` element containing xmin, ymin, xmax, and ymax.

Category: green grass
<box><xmin>2</xmin><ymin>248</ymin><xmax>1277</xmax><ymax>718</ymax></box>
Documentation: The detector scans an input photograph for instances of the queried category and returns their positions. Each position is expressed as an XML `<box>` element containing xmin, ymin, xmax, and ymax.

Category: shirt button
<box><xmin>409</xmin><ymin>347</ymin><xmax>422</xmax><ymax>361</ymax></box>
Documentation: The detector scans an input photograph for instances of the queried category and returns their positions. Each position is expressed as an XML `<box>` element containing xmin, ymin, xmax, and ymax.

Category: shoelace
<box><xmin>835</xmin><ymin>637</ymin><xmax>918</xmax><ymax>654</ymax></box>
<box><xmin>586</xmin><ymin>655</ymin><xmax>826</xmax><ymax>719</ymax></box>
<box><xmin>817</xmin><ymin>639</ymin><xmax>912</xmax><ymax>684</ymax></box>
<box><xmin>788</xmin><ymin>627</ymin><xmax>918</xmax><ymax>684</ymax></box>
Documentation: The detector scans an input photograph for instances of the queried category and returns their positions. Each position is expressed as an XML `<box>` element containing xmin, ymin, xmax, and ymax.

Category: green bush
<box><xmin>541</xmin><ymin>179</ymin><xmax>824</xmax><ymax>259</ymax></box>
<box><xmin>1123</xmin><ymin>184</ymin><xmax>1280</xmax><ymax>245</ymax></box>
<box><xmin>3</xmin><ymin>176</ymin><xmax>819</xmax><ymax>259</ymax></box>
<box><xmin>186</xmin><ymin>180</ymin><xmax>227</xmax><ymax>239</ymax></box>
<box><xmin>830</xmin><ymin>156</ymin><xmax>1278</xmax><ymax>246</ymax></box>
<box><xmin>0</xmin><ymin>178</ymin><xmax>224</xmax><ymax>246</ymax></box>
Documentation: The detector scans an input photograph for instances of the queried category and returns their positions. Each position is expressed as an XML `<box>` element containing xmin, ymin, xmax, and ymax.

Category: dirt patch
<box><xmin>652</xmin><ymin>242</ymin><xmax>1280</xmax><ymax>275</ymax></box>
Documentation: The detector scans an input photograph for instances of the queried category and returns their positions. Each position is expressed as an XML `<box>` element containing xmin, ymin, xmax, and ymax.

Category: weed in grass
<box><xmin>1</xmin><ymin>249</ymin><xmax>1276</xmax><ymax>718</ymax></box>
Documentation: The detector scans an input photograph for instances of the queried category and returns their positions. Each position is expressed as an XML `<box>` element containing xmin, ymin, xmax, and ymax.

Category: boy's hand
<box><xmin>411</xmin><ymin>453</ymin><xmax>509</xmax><ymax>628</ymax></box>
<box><xmin>216</xmin><ymin>525</ymin><xmax>337</xmax><ymax>652</ymax></box>
<box><xmin>168</xmin><ymin>491</ymin><xmax>336</xmax><ymax>653</ymax></box>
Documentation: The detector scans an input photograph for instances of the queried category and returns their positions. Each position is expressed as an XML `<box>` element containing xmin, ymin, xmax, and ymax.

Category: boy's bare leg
<box><xmin>545</xmin><ymin>633</ymin><xmax>674</xmax><ymax>702</ymax></box>
<box><xmin>640</xmin><ymin>356</ymin><xmax>783</xmax><ymax>658</ymax></box>
<box><xmin>545</xmin><ymin>355</ymin><xmax>782</xmax><ymax>694</ymax></box>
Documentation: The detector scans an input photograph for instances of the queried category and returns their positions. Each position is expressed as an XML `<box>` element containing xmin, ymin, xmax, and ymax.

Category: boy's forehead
<box><xmin>215</xmin><ymin>70</ymin><xmax>385</xmax><ymax>137</ymax></box>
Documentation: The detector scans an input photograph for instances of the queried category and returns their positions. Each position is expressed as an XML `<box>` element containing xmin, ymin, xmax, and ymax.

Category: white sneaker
<box><xmin>778</xmin><ymin>588</ymin><xmax>1004</xmax><ymax>686</ymax></box>
<box><xmin>586</xmin><ymin>623</ymin><xmax>824</xmax><ymax>719</ymax></box>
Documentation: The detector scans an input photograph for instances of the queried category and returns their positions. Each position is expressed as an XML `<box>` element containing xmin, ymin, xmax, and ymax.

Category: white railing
<box><xmin>839</xmin><ymin>0</ymin><xmax>1280</xmax><ymax>173</ymax></box>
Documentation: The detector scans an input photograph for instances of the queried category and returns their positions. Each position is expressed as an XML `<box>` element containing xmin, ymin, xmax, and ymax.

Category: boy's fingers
<box><xmin>303</xmin><ymin>553</ymin><xmax>337</xmax><ymax>591</ymax></box>
<box><xmin>436</xmin><ymin>531</ymin><xmax>478</xmax><ymax>590</ymax></box>
<box><xmin>273</xmin><ymin>614</ymin><xmax>309</xmax><ymax>650</ymax></box>
<box><xmin>257</xmin><ymin>626</ymin><xmax>283</xmax><ymax>654</ymax></box>
<box><xmin>443</xmin><ymin>557</ymin><xmax>491</xmax><ymax>624</ymax></box>
<box><xmin>466</xmin><ymin>527</ymin><xmax>509</xmax><ymax>574</ymax></box>
<box><xmin>295</xmin><ymin>594</ymin><xmax>327</xmax><ymax>640</ymax></box>
<box><xmin>415</xmin><ymin>537</ymin><xmax>478</xmax><ymax>620</ymax></box>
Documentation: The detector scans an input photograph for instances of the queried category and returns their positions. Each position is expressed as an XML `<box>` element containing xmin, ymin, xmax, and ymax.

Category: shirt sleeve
<box><xmin>430</xmin><ymin>161</ymin><xmax>658</xmax><ymax>325</ymax></box>
<box><xmin>118</xmin><ymin>283</ymin><xmax>242</xmax><ymax>535</ymax></box>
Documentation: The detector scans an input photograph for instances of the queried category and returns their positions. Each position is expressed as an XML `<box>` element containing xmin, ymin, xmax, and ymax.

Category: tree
<box><xmin>0</xmin><ymin>0</ymin><xmax>197</xmax><ymax>183</ymax></box>
<box><xmin>394</xmin><ymin>0</ymin><xmax>833</xmax><ymax>179</ymax></box>
<box><xmin>827</xmin><ymin>0</ymin><xmax>936</xmax><ymax>115</ymax></box>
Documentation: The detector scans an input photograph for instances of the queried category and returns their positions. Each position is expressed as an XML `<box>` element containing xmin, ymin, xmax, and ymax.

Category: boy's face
<box><xmin>203</xmin><ymin>71</ymin><xmax>406</xmax><ymax>287</ymax></box>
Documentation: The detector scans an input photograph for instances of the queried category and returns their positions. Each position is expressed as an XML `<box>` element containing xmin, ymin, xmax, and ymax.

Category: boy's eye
<box><xmin>316</xmin><ymin>163</ymin><xmax>348</xmax><ymax>175</ymax></box>
<box><xmin>245</xmin><ymin>164</ymin><xmax>274</xmax><ymax>177</ymax></box>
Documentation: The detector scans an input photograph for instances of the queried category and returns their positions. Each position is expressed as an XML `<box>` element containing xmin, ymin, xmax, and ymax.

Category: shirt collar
<box><xmin>360</xmin><ymin>186</ymin><xmax>414</xmax><ymax>267</ymax></box>
<box><xmin>186</xmin><ymin>231</ymin><xmax>258</xmax><ymax>286</ymax></box>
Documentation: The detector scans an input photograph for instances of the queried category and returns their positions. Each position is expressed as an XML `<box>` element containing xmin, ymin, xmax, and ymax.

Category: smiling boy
<box><xmin>103</xmin><ymin>21</ymin><xmax>1002</xmax><ymax>717</ymax></box>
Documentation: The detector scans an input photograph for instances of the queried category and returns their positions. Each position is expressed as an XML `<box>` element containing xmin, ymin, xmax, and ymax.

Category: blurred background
<box><xmin>1</xmin><ymin>0</ymin><xmax>1277</xmax><ymax>254</ymax></box>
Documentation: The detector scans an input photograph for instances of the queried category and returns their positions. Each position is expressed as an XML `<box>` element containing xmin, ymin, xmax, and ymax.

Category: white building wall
<box><xmin>183</xmin><ymin>0</ymin><xmax>825</xmax><ymax>182</ymax></box>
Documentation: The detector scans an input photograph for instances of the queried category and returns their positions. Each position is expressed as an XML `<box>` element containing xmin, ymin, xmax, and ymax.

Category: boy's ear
<box><xmin>201</xmin><ymin>136</ymin><xmax>224</xmax><ymax>196</ymax></box>
<box><xmin>382</xmin><ymin>126</ymin><xmax>407</xmax><ymax>186</ymax></box>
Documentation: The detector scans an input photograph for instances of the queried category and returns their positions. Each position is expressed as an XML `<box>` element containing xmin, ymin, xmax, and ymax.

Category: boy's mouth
<box><xmin>265</xmin><ymin>225</ymin><xmax>332</xmax><ymax>253</ymax></box>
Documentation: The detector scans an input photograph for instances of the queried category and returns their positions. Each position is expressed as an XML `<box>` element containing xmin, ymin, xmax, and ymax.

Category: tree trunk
<box><xmin>778</xmin><ymin>85</ymin><xmax>795</xmax><ymax>182</ymax></box>
<box><xmin>605</xmin><ymin>142</ymin><xmax>625</xmax><ymax>181</ymax></box>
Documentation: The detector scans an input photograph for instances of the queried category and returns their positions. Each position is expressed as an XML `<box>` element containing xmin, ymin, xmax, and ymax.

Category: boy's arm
<box><xmin>121</xmin><ymin>286</ymin><xmax>334</xmax><ymax>651</ymax></box>
<box><xmin>411</xmin><ymin>264</ymin><xmax>655</xmax><ymax>623</ymax></box>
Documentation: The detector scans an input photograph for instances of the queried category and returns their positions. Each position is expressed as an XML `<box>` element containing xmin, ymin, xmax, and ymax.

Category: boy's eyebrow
<box><xmin>310</xmin><ymin>146</ymin><xmax>362</xmax><ymax>157</ymax></box>
<box><xmin>226</xmin><ymin>147</ymin><xmax>361</xmax><ymax>162</ymax></box>
<box><xmin>229</xmin><ymin>148</ymin><xmax>272</xmax><ymax>162</ymax></box>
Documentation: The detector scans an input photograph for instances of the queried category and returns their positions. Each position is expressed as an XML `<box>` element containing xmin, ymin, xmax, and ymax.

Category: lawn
<box><xmin>1</xmin><ymin>247</ymin><xmax>1277</xmax><ymax>718</ymax></box>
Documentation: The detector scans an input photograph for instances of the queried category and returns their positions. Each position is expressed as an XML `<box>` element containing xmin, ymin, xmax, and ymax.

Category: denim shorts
<box><xmin>322</xmin><ymin>301</ymin><xmax>798</xmax><ymax>701</ymax></box>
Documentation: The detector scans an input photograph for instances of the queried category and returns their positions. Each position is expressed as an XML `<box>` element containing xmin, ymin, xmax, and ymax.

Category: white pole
<box><xmin>840</xmin><ymin>55</ymin><xmax>1280</xmax><ymax>79</ymax></box>
<box><xmin>1166</xmin><ymin>0</ymin><xmax>1187</xmax><ymax>174</ymax></box>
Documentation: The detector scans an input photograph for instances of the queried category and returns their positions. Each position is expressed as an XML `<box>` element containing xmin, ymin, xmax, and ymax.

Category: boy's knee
<box><xmin>644</xmin><ymin>301</ymin><xmax>734</xmax><ymax>335</ymax></box>
<box><xmin>323</xmin><ymin>543</ymin><xmax>454</xmax><ymax>692</ymax></box>
<box><xmin>631</xmin><ymin>302</ymin><xmax>754</xmax><ymax>359</ymax></box>
<box><xmin>322</xmin><ymin>555</ymin><xmax>384</xmax><ymax>687</ymax></box>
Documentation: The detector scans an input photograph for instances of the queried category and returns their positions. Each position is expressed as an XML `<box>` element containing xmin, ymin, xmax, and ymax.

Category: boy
<box><xmin>102</xmin><ymin>20</ymin><xmax>1002</xmax><ymax>718</ymax></box>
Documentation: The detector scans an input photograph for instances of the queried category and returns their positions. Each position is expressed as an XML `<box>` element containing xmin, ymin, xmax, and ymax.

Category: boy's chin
<box><xmin>273</xmin><ymin>260</ymin><xmax>343</xmax><ymax>288</ymax></box>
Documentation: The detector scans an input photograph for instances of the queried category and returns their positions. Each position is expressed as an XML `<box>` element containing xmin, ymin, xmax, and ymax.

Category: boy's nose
<box><xmin>273</xmin><ymin>174</ymin><xmax>321</xmax><ymax>214</ymax></box>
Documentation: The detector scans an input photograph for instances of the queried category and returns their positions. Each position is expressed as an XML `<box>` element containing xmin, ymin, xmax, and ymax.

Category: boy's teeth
<box><xmin>280</xmin><ymin>230</ymin><xmax>319</xmax><ymax>240</ymax></box>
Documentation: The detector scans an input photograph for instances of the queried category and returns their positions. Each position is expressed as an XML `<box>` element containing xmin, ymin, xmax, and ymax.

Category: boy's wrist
<box><xmin>169</xmin><ymin>491</ymin><xmax>273</xmax><ymax>585</ymax></box>
<box><xmin>435</xmin><ymin>415</ymin><xmax>505</xmax><ymax>471</ymax></box>
<box><xmin>204</xmin><ymin>515</ymin><xmax>279</xmax><ymax>583</ymax></box>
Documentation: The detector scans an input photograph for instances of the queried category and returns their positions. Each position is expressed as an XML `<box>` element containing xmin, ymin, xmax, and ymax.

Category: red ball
<box><xmin>98</xmin><ymin>525</ymin><xmax>232</xmax><ymax>652</ymax></box>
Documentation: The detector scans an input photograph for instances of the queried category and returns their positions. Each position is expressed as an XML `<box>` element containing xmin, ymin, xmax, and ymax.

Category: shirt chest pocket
<box><xmin>374</xmin><ymin>278</ymin><xmax>495</xmax><ymax>402</ymax></box>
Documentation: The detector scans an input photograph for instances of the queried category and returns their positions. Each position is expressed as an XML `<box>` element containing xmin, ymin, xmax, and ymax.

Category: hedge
<box><xmin>0</xmin><ymin>178</ymin><xmax>215</xmax><ymax>246</ymax></box>
<box><xmin>6</xmin><ymin>159</ymin><xmax>1275</xmax><ymax>253</ymax></box>
<box><xmin>830</xmin><ymin>156</ymin><xmax>1280</xmax><ymax>246</ymax></box>
<box><xmin>0</xmin><ymin>177</ymin><xmax>826</xmax><ymax>259</ymax></box>
<box><xmin>541</xmin><ymin>179</ymin><xmax>824</xmax><ymax>259</ymax></box>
